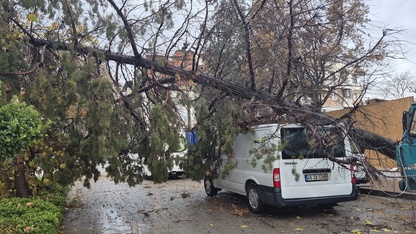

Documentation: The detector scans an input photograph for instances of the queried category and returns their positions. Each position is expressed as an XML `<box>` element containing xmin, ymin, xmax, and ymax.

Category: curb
<box><xmin>358</xmin><ymin>187</ymin><xmax>416</xmax><ymax>201</ymax></box>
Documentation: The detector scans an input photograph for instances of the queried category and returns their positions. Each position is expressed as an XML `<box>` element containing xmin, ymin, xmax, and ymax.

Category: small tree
<box><xmin>376</xmin><ymin>71</ymin><xmax>415</xmax><ymax>99</ymax></box>
<box><xmin>0</xmin><ymin>97</ymin><xmax>48</xmax><ymax>197</ymax></box>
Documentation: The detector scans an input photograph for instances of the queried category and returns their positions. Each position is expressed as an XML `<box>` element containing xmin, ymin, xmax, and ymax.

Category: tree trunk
<box><xmin>14</xmin><ymin>156</ymin><xmax>31</xmax><ymax>198</ymax></box>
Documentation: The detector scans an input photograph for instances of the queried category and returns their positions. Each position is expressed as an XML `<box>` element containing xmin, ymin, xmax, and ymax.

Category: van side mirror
<box><xmin>402</xmin><ymin>111</ymin><xmax>410</xmax><ymax>132</ymax></box>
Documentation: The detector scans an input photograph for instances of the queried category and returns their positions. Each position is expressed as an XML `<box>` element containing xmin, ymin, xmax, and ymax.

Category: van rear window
<box><xmin>281</xmin><ymin>127</ymin><xmax>345</xmax><ymax>159</ymax></box>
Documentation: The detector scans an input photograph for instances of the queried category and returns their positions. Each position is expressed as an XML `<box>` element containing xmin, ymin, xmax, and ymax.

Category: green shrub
<box><xmin>0</xmin><ymin>196</ymin><xmax>65</xmax><ymax>234</ymax></box>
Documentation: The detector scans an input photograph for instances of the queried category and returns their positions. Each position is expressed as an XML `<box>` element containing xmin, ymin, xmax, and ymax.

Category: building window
<box><xmin>343</xmin><ymin>89</ymin><xmax>351</xmax><ymax>98</ymax></box>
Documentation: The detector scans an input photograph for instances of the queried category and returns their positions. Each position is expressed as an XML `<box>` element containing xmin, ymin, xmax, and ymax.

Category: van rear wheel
<box><xmin>204</xmin><ymin>176</ymin><xmax>218</xmax><ymax>196</ymax></box>
<box><xmin>246</xmin><ymin>183</ymin><xmax>264</xmax><ymax>213</ymax></box>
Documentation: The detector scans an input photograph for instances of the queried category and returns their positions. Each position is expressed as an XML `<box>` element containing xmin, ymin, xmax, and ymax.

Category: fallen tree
<box><xmin>28</xmin><ymin>36</ymin><xmax>399</xmax><ymax>160</ymax></box>
<box><xmin>2</xmin><ymin>0</ymin><xmax>405</xmax><ymax>186</ymax></box>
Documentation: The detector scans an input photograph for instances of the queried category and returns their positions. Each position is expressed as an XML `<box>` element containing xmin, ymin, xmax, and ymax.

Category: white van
<box><xmin>204</xmin><ymin>124</ymin><xmax>359</xmax><ymax>213</ymax></box>
<box><xmin>142</xmin><ymin>150</ymin><xmax>186</xmax><ymax>179</ymax></box>
<box><xmin>142</xmin><ymin>136</ymin><xmax>188</xmax><ymax>179</ymax></box>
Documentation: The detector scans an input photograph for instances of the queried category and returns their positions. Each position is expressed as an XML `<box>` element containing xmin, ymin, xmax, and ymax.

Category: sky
<box><xmin>368</xmin><ymin>0</ymin><xmax>416</xmax><ymax>75</ymax></box>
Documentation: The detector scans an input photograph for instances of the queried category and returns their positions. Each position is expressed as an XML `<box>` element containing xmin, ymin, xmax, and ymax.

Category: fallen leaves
<box><xmin>231</xmin><ymin>204</ymin><xmax>249</xmax><ymax>217</ymax></box>
<box><xmin>364</xmin><ymin>219</ymin><xmax>373</xmax><ymax>225</ymax></box>
<box><xmin>363</xmin><ymin>219</ymin><xmax>393</xmax><ymax>232</ymax></box>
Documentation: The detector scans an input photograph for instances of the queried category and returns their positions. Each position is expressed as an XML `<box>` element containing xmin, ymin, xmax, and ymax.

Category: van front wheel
<box><xmin>246</xmin><ymin>183</ymin><xmax>264</xmax><ymax>213</ymax></box>
<box><xmin>204</xmin><ymin>176</ymin><xmax>218</xmax><ymax>196</ymax></box>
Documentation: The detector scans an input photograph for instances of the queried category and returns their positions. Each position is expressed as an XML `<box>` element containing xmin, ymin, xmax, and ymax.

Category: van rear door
<box><xmin>279</xmin><ymin>126</ymin><xmax>353</xmax><ymax>199</ymax></box>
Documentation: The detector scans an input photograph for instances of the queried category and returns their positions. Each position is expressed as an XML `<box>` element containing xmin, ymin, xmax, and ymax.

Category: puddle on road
<box><xmin>100</xmin><ymin>207</ymin><xmax>131</xmax><ymax>233</ymax></box>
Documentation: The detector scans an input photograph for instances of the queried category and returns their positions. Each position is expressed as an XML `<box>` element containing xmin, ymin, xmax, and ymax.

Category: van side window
<box><xmin>281</xmin><ymin>127</ymin><xmax>345</xmax><ymax>159</ymax></box>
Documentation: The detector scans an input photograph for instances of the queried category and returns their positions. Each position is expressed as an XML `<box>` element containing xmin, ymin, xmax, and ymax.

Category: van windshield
<box><xmin>281</xmin><ymin>127</ymin><xmax>345</xmax><ymax>159</ymax></box>
<box><xmin>175</xmin><ymin>137</ymin><xmax>188</xmax><ymax>152</ymax></box>
<box><xmin>349</xmin><ymin>139</ymin><xmax>361</xmax><ymax>154</ymax></box>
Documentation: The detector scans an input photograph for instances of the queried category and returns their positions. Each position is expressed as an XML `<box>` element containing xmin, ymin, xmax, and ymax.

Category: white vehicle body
<box><xmin>142</xmin><ymin>150</ymin><xmax>186</xmax><ymax>178</ymax></box>
<box><xmin>141</xmin><ymin>132</ymin><xmax>189</xmax><ymax>179</ymax></box>
<box><xmin>204</xmin><ymin>124</ymin><xmax>359</xmax><ymax>213</ymax></box>
<box><xmin>348</xmin><ymin>139</ymin><xmax>369</xmax><ymax>184</ymax></box>
<box><xmin>351</xmin><ymin>155</ymin><xmax>369</xmax><ymax>184</ymax></box>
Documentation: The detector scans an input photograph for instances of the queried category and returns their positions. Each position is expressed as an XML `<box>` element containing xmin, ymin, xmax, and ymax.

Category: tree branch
<box><xmin>107</xmin><ymin>0</ymin><xmax>141</xmax><ymax>60</ymax></box>
<box><xmin>25</xmin><ymin>36</ymin><xmax>398</xmax><ymax>160</ymax></box>
<box><xmin>0</xmin><ymin>45</ymin><xmax>47</xmax><ymax>76</ymax></box>
<box><xmin>231</xmin><ymin>0</ymin><xmax>256</xmax><ymax>91</ymax></box>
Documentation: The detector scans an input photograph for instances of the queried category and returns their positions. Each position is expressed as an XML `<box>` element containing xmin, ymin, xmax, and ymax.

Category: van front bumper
<box><xmin>257</xmin><ymin>185</ymin><xmax>359</xmax><ymax>207</ymax></box>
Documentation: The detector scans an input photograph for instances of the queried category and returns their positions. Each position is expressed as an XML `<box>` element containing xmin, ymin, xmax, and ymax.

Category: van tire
<box><xmin>204</xmin><ymin>176</ymin><xmax>218</xmax><ymax>196</ymax></box>
<box><xmin>246</xmin><ymin>183</ymin><xmax>264</xmax><ymax>213</ymax></box>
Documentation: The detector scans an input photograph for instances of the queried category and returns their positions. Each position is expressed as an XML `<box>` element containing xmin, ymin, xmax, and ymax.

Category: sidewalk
<box><xmin>357</xmin><ymin>174</ymin><xmax>416</xmax><ymax>200</ymax></box>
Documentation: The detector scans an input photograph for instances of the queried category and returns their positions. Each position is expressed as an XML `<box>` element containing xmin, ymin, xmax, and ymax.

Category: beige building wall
<box><xmin>327</xmin><ymin>97</ymin><xmax>414</xmax><ymax>169</ymax></box>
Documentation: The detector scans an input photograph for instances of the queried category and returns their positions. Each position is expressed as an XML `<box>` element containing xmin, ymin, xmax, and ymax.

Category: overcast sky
<box><xmin>368</xmin><ymin>0</ymin><xmax>416</xmax><ymax>75</ymax></box>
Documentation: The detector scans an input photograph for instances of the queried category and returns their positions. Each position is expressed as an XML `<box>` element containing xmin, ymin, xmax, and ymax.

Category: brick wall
<box><xmin>327</xmin><ymin>97</ymin><xmax>414</xmax><ymax>169</ymax></box>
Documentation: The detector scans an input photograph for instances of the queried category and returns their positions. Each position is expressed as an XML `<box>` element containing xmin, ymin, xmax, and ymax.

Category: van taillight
<box><xmin>350</xmin><ymin>164</ymin><xmax>356</xmax><ymax>184</ymax></box>
<box><xmin>273</xmin><ymin>168</ymin><xmax>281</xmax><ymax>188</ymax></box>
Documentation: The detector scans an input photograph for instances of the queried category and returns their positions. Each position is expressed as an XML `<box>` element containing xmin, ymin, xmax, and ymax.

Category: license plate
<box><xmin>305</xmin><ymin>173</ymin><xmax>329</xmax><ymax>182</ymax></box>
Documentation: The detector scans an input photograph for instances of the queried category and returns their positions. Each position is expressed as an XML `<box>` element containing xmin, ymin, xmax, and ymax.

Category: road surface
<box><xmin>59</xmin><ymin>175</ymin><xmax>415</xmax><ymax>234</ymax></box>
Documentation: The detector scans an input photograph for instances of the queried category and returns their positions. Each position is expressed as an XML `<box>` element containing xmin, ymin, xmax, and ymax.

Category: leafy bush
<box><xmin>0</xmin><ymin>98</ymin><xmax>49</xmax><ymax>162</ymax></box>
<box><xmin>0</xmin><ymin>192</ymin><xmax>67</xmax><ymax>234</ymax></box>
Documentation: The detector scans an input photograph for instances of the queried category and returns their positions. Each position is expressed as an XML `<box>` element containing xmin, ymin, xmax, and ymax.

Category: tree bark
<box><xmin>14</xmin><ymin>156</ymin><xmax>31</xmax><ymax>198</ymax></box>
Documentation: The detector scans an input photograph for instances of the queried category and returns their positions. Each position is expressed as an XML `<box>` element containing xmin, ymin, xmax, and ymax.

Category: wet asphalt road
<box><xmin>59</xmin><ymin>175</ymin><xmax>416</xmax><ymax>234</ymax></box>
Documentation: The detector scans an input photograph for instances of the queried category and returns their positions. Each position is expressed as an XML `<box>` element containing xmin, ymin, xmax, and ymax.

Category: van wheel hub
<box><xmin>248</xmin><ymin>188</ymin><xmax>259</xmax><ymax>208</ymax></box>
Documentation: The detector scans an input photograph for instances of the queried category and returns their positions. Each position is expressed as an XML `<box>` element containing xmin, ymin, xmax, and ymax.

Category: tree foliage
<box><xmin>0</xmin><ymin>95</ymin><xmax>49</xmax><ymax>197</ymax></box>
<box><xmin>0</xmin><ymin>97</ymin><xmax>47</xmax><ymax>161</ymax></box>
<box><xmin>0</xmin><ymin>0</ymin><xmax>407</xmax><ymax>188</ymax></box>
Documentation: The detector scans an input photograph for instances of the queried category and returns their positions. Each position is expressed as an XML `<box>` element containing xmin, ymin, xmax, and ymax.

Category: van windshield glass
<box><xmin>281</xmin><ymin>127</ymin><xmax>345</xmax><ymax>159</ymax></box>
<box><xmin>349</xmin><ymin>138</ymin><xmax>362</xmax><ymax>154</ymax></box>
<box><xmin>175</xmin><ymin>137</ymin><xmax>188</xmax><ymax>152</ymax></box>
